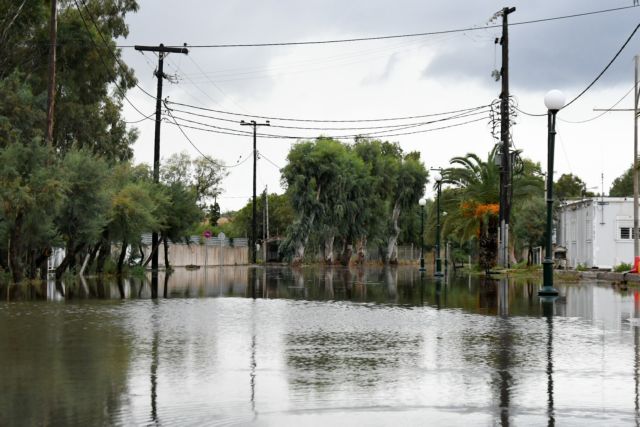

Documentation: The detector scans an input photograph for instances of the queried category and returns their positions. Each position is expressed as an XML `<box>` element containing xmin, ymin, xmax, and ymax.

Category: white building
<box><xmin>556</xmin><ymin>197</ymin><xmax>636</xmax><ymax>269</ymax></box>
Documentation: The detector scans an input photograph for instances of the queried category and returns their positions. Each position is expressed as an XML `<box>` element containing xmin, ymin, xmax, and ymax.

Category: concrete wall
<box><xmin>144</xmin><ymin>243</ymin><xmax>249</xmax><ymax>267</ymax></box>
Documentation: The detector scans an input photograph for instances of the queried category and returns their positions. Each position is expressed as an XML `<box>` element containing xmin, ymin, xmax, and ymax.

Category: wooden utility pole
<box><xmin>593</xmin><ymin>55</ymin><xmax>640</xmax><ymax>269</ymax></box>
<box><xmin>498</xmin><ymin>7</ymin><xmax>516</xmax><ymax>268</ymax></box>
<box><xmin>45</xmin><ymin>0</ymin><xmax>58</xmax><ymax>146</ymax></box>
<box><xmin>240</xmin><ymin>120</ymin><xmax>270</xmax><ymax>264</ymax></box>
<box><xmin>134</xmin><ymin>44</ymin><xmax>188</xmax><ymax>278</ymax></box>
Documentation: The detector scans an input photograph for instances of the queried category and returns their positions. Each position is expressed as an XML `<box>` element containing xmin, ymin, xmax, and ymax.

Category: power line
<box><xmin>124</xmin><ymin>112</ymin><xmax>156</xmax><ymax>124</ymax></box>
<box><xmin>166</xmin><ymin>105</ymin><xmax>490</xmax><ymax>131</ymax></box>
<box><xmin>563</xmin><ymin>23</ymin><xmax>640</xmax><ymax>109</ymax></box>
<box><xmin>75</xmin><ymin>0</ymin><xmax>156</xmax><ymax>100</ymax></box>
<box><xmin>560</xmin><ymin>85</ymin><xmax>635</xmax><ymax>123</ymax></box>
<box><xmin>166</xmin><ymin>115</ymin><xmax>488</xmax><ymax>140</ymax></box>
<box><xmin>258</xmin><ymin>151</ymin><xmax>283</xmax><ymax>170</ymax></box>
<box><xmin>163</xmin><ymin>102</ymin><xmax>255</xmax><ymax>169</ymax></box>
<box><xmin>71</xmin><ymin>0</ymin><xmax>151</xmax><ymax>120</ymax></box>
<box><xmin>515</xmin><ymin>22</ymin><xmax>640</xmax><ymax>116</ymax></box>
<box><xmin>167</xmin><ymin>109</ymin><xmax>488</xmax><ymax>139</ymax></box>
<box><xmin>165</xmin><ymin>99</ymin><xmax>490</xmax><ymax>123</ymax></box>
<box><xmin>117</xmin><ymin>5</ymin><xmax>638</xmax><ymax>49</ymax></box>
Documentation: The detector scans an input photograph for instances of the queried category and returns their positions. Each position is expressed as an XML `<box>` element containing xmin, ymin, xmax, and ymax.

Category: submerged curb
<box><xmin>558</xmin><ymin>270</ymin><xmax>640</xmax><ymax>283</ymax></box>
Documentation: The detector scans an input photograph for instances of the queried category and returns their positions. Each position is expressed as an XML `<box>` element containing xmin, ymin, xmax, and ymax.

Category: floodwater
<box><xmin>2</xmin><ymin>266</ymin><xmax>640</xmax><ymax>426</ymax></box>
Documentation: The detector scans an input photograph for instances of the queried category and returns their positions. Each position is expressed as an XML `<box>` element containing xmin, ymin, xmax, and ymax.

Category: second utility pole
<box><xmin>134</xmin><ymin>44</ymin><xmax>188</xmax><ymax>284</ymax></box>
<box><xmin>241</xmin><ymin>120</ymin><xmax>270</xmax><ymax>264</ymax></box>
<box><xmin>498</xmin><ymin>6</ymin><xmax>516</xmax><ymax>268</ymax></box>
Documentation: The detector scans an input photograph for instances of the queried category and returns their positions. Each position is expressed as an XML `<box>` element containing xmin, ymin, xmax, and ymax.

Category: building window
<box><xmin>619</xmin><ymin>227</ymin><xmax>636</xmax><ymax>240</ymax></box>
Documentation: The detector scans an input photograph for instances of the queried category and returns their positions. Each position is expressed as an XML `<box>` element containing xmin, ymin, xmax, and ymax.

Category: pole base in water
<box><xmin>538</xmin><ymin>286</ymin><xmax>559</xmax><ymax>296</ymax></box>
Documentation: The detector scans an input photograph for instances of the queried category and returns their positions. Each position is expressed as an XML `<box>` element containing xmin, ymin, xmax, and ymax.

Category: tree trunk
<box><xmin>143</xmin><ymin>238</ymin><xmax>163</xmax><ymax>268</ymax></box>
<box><xmin>55</xmin><ymin>243</ymin><xmax>84</xmax><ymax>280</ymax></box>
<box><xmin>355</xmin><ymin>237</ymin><xmax>367</xmax><ymax>265</ymax></box>
<box><xmin>385</xmin><ymin>200</ymin><xmax>402</xmax><ymax>264</ymax></box>
<box><xmin>163</xmin><ymin>236</ymin><xmax>171</xmax><ymax>270</ymax></box>
<box><xmin>117</xmin><ymin>238</ymin><xmax>128</xmax><ymax>275</ymax></box>
<box><xmin>324</xmin><ymin>234</ymin><xmax>334</xmax><ymax>264</ymax></box>
<box><xmin>8</xmin><ymin>212</ymin><xmax>24</xmax><ymax>283</ymax></box>
<box><xmin>340</xmin><ymin>235</ymin><xmax>353</xmax><ymax>266</ymax></box>
<box><xmin>96</xmin><ymin>229</ymin><xmax>111</xmax><ymax>274</ymax></box>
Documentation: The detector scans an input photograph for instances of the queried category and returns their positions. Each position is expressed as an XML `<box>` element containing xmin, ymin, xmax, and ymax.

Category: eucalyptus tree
<box><xmin>610</xmin><ymin>165</ymin><xmax>633</xmax><ymax>197</ymax></box>
<box><xmin>54</xmin><ymin>150</ymin><xmax>111</xmax><ymax>279</ymax></box>
<box><xmin>280</xmin><ymin>138</ymin><xmax>352</xmax><ymax>264</ymax></box>
<box><xmin>383</xmin><ymin>151</ymin><xmax>428</xmax><ymax>263</ymax></box>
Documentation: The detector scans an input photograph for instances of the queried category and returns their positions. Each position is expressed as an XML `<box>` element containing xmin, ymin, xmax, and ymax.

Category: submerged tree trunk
<box><xmin>117</xmin><ymin>238</ymin><xmax>128</xmax><ymax>275</ymax></box>
<box><xmin>8</xmin><ymin>212</ymin><xmax>24</xmax><ymax>283</ymax></box>
<box><xmin>55</xmin><ymin>242</ymin><xmax>84</xmax><ymax>280</ymax></box>
<box><xmin>324</xmin><ymin>234</ymin><xmax>335</xmax><ymax>264</ymax></box>
<box><xmin>385</xmin><ymin>200</ymin><xmax>402</xmax><ymax>264</ymax></box>
<box><xmin>355</xmin><ymin>237</ymin><xmax>367</xmax><ymax>265</ymax></box>
<box><xmin>340</xmin><ymin>235</ymin><xmax>353</xmax><ymax>266</ymax></box>
<box><xmin>96</xmin><ymin>229</ymin><xmax>111</xmax><ymax>274</ymax></box>
<box><xmin>163</xmin><ymin>236</ymin><xmax>171</xmax><ymax>270</ymax></box>
<box><xmin>143</xmin><ymin>238</ymin><xmax>163</xmax><ymax>268</ymax></box>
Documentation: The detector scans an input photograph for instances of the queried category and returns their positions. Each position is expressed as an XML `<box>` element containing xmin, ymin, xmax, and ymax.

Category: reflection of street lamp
<box><xmin>539</xmin><ymin>90</ymin><xmax>565</xmax><ymax>297</ymax></box>
<box><xmin>434</xmin><ymin>173</ymin><xmax>443</xmax><ymax>277</ymax></box>
<box><xmin>419</xmin><ymin>198</ymin><xmax>427</xmax><ymax>272</ymax></box>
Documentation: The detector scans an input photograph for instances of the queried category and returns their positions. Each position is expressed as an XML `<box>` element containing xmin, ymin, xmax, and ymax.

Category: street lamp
<box><xmin>434</xmin><ymin>172</ymin><xmax>443</xmax><ymax>277</ymax></box>
<box><xmin>539</xmin><ymin>89</ymin><xmax>565</xmax><ymax>297</ymax></box>
<box><xmin>419</xmin><ymin>198</ymin><xmax>427</xmax><ymax>272</ymax></box>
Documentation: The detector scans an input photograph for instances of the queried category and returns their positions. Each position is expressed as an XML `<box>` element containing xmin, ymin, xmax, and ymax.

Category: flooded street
<box><xmin>2</xmin><ymin>266</ymin><xmax>640</xmax><ymax>425</ymax></box>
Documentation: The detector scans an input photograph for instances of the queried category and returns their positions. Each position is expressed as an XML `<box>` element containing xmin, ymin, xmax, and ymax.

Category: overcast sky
<box><xmin>118</xmin><ymin>0</ymin><xmax>640</xmax><ymax>212</ymax></box>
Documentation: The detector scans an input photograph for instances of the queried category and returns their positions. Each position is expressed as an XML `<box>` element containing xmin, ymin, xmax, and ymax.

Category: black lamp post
<box><xmin>419</xmin><ymin>198</ymin><xmax>426</xmax><ymax>272</ymax></box>
<box><xmin>434</xmin><ymin>173</ymin><xmax>443</xmax><ymax>277</ymax></box>
<box><xmin>539</xmin><ymin>89</ymin><xmax>565</xmax><ymax>297</ymax></box>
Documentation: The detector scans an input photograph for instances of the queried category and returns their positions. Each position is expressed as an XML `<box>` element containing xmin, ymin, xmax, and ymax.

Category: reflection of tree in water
<box><xmin>0</xmin><ymin>307</ymin><xmax>132</xmax><ymax>425</ymax></box>
<box><xmin>285</xmin><ymin>332</ymin><xmax>422</xmax><ymax>391</ymax></box>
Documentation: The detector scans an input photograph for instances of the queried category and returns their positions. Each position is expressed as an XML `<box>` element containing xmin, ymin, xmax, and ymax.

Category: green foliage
<box><xmin>576</xmin><ymin>263</ymin><xmax>589</xmax><ymax>271</ymax></box>
<box><xmin>610</xmin><ymin>164</ymin><xmax>633</xmax><ymax>197</ymax></box>
<box><xmin>614</xmin><ymin>262</ymin><xmax>632</xmax><ymax>273</ymax></box>
<box><xmin>554</xmin><ymin>173</ymin><xmax>592</xmax><ymax>200</ymax></box>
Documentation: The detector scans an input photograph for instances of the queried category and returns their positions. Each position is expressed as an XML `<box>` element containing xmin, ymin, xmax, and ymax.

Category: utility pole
<box><xmin>265</xmin><ymin>185</ymin><xmax>270</xmax><ymax>241</ymax></box>
<box><xmin>45</xmin><ymin>0</ymin><xmax>58</xmax><ymax>146</ymax></box>
<box><xmin>592</xmin><ymin>55</ymin><xmax>640</xmax><ymax>270</ymax></box>
<box><xmin>240</xmin><ymin>120</ymin><xmax>271</xmax><ymax>264</ymax></box>
<box><xmin>498</xmin><ymin>6</ymin><xmax>516</xmax><ymax>268</ymax></box>
<box><xmin>134</xmin><ymin>44</ymin><xmax>188</xmax><ymax>278</ymax></box>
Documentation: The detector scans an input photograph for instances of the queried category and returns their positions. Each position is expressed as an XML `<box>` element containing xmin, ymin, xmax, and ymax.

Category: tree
<box><xmin>0</xmin><ymin>140</ymin><xmax>65</xmax><ymax>282</ymax></box>
<box><xmin>54</xmin><ymin>149</ymin><xmax>110</xmax><ymax>279</ymax></box>
<box><xmin>554</xmin><ymin>173</ymin><xmax>592</xmax><ymax>200</ymax></box>
<box><xmin>610</xmin><ymin>164</ymin><xmax>633</xmax><ymax>197</ymax></box>
<box><xmin>512</xmin><ymin>196</ymin><xmax>546</xmax><ymax>265</ymax></box>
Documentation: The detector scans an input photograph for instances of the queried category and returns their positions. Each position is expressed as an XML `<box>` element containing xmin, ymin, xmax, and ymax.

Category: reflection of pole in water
<box><xmin>541</xmin><ymin>297</ymin><xmax>556</xmax><ymax>427</ymax></box>
<box><xmin>634</xmin><ymin>291</ymin><xmax>639</xmax><ymax>426</ymax></box>
<box><xmin>498</xmin><ymin>278</ymin><xmax>509</xmax><ymax>317</ymax></box>
<box><xmin>419</xmin><ymin>271</ymin><xmax>425</xmax><ymax>306</ymax></box>
<box><xmin>150</xmin><ymin>329</ymin><xmax>159</xmax><ymax>424</ymax></box>
<box><xmin>151</xmin><ymin>270</ymin><xmax>158</xmax><ymax>299</ymax></box>
<box><xmin>250</xmin><ymin>300</ymin><xmax>257</xmax><ymax>420</ymax></box>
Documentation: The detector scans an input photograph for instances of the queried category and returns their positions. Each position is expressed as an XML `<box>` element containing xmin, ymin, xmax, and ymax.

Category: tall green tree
<box><xmin>610</xmin><ymin>164</ymin><xmax>634</xmax><ymax>197</ymax></box>
<box><xmin>554</xmin><ymin>173</ymin><xmax>592</xmax><ymax>200</ymax></box>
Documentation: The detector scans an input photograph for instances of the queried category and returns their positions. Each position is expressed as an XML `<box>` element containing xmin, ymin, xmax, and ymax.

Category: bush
<box><xmin>614</xmin><ymin>263</ymin><xmax>633</xmax><ymax>273</ymax></box>
<box><xmin>576</xmin><ymin>263</ymin><xmax>588</xmax><ymax>271</ymax></box>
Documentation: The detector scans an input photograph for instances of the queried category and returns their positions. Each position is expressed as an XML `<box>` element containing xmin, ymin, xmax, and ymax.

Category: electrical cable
<box><xmin>166</xmin><ymin>115</ymin><xmax>488</xmax><ymax>140</ymax></box>
<box><xmin>71</xmin><ymin>0</ymin><xmax>152</xmax><ymax>120</ymax></box>
<box><xmin>560</xmin><ymin>84</ymin><xmax>635</xmax><ymax>123</ymax></box>
<box><xmin>124</xmin><ymin>112</ymin><xmax>156</xmax><ymax>124</ymax></box>
<box><xmin>163</xmin><ymin>101</ymin><xmax>254</xmax><ymax>169</ymax></box>
<box><xmin>165</xmin><ymin>99</ymin><xmax>490</xmax><ymax>123</ymax></box>
<box><xmin>116</xmin><ymin>6</ymin><xmax>638</xmax><ymax>49</ymax></box>
<box><xmin>167</xmin><ymin>109</ymin><xmax>488</xmax><ymax>139</ymax></box>
<box><xmin>166</xmin><ymin>105</ymin><xmax>490</xmax><ymax>131</ymax></box>
<box><xmin>75</xmin><ymin>0</ymin><xmax>157</xmax><ymax>100</ymax></box>
<box><xmin>515</xmin><ymin>22</ymin><xmax>640</xmax><ymax>116</ymax></box>
<box><xmin>258</xmin><ymin>151</ymin><xmax>283</xmax><ymax>170</ymax></box>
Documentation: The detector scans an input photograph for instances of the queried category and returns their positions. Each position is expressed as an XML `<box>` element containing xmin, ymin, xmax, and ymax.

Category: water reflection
<box><xmin>4</xmin><ymin>267</ymin><xmax>640</xmax><ymax>424</ymax></box>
